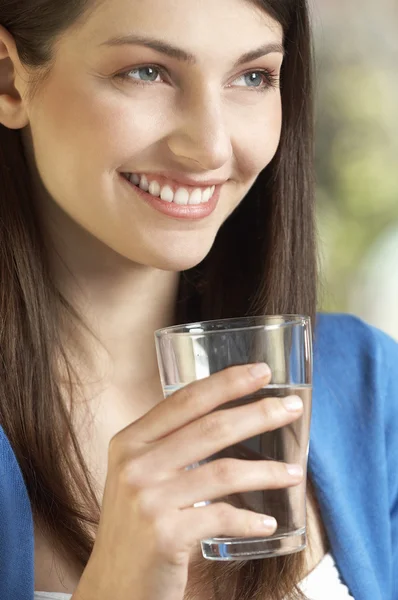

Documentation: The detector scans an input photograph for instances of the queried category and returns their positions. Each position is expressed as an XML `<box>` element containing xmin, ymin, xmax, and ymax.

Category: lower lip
<box><xmin>120</xmin><ymin>174</ymin><xmax>221</xmax><ymax>220</ymax></box>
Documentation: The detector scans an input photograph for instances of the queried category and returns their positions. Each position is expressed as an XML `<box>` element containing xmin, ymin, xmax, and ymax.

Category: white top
<box><xmin>34</xmin><ymin>551</ymin><xmax>354</xmax><ymax>600</ymax></box>
<box><xmin>297</xmin><ymin>552</ymin><xmax>354</xmax><ymax>599</ymax></box>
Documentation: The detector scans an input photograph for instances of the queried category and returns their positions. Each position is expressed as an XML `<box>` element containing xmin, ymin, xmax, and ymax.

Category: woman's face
<box><xmin>21</xmin><ymin>0</ymin><xmax>284</xmax><ymax>271</ymax></box>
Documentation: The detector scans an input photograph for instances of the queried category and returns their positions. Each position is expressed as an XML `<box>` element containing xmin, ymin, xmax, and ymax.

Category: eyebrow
<box><xmin>100</xmin><ymin>34</ymin><xmax>285</xmax><ymax>67</ymax></box>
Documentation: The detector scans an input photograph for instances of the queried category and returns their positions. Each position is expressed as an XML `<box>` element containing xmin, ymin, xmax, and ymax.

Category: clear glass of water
<box><xmin>155</xmin><ymin>315</ymin><xmax>312</xmax><ymax>561</ymax></box>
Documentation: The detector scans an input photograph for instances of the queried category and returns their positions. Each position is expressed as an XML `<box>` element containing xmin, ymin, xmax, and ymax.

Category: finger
<box><xmin>119</xmin><ymin>363</ymin><xmax>272</xmax><ymax>444</ymax></box>
<box><xmin>150</xmin><ymin>393</ymin><xmax>303</xmax><ymax>471</ymax></box>
<box><xmin>156</xmin><ymin>459</ymin><xmax>304</xmax><ymax>509</ymax></box>
<box><xmin>172</xmin><ymin>503</ymin><xmax>278</xmax><ymax>554</ymax></box>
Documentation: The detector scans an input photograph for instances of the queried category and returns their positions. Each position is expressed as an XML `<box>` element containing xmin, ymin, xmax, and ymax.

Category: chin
<box><xmin>146</xmin><ymin>252</ymin><xmax>209</xmax><ymax>273</ymax></box>
<box><xmin>131</xmin><ymin>244</ymin><xmax>212</xmax><ymax>272</ymax></box>
<box><xmin>109</xmin><ymin>228</ymin><xmax>218</xmax><ymax>272</ymax></box>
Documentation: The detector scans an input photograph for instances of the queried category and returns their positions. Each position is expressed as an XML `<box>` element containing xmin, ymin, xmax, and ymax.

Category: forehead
<box><xmin>70</xmin><ymin>0</ymin><xmax>283</xmax><ymax>56</ymax></box>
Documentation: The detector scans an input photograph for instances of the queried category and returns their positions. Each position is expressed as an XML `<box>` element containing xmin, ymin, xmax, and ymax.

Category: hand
<box><xmin>73</xmin><ymin>364</ymin><xmax>304</xmax><ymax>600</ymax></box>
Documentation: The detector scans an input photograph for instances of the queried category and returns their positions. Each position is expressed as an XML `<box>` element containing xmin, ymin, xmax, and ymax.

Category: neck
<box><xmin>42</xmin><ymin>197</ymin><xmax>180</xmax><ymax>396</ymax></box>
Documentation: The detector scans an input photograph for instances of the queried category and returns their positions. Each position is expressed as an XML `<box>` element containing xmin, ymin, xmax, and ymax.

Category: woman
<box><xmin>0</xmin><ymin>0</ymin><xmax>397</xmax><ymax>599</ymax></box>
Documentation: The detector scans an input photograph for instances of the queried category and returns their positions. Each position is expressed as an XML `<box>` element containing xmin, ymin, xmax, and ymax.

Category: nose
<box><xmin>166</xmin><ymin>87</ymin><xmax>233</xmax><ymax>171</ymax></box>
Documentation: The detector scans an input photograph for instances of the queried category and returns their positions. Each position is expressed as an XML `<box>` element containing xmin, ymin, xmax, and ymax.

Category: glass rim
<box><xmin>155</xmin><ymin>314</ymin><xmax>311</xmax><ymax>337</ymax></box>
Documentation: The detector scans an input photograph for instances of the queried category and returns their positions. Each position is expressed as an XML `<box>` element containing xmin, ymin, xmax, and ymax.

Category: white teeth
<box><xmin>129</xmin><ymin>174</ymin><xmax>216</xmax><ymax>205</ymax></box>
<box><xmin>202</xmin><ymin>187</ymin><xmax>213</xmax><ymax>203</ymax></box>
<box><xmin>160</xmin><ymin>185</ymin><xmax>174</xmax><ymax>203</ymax></box>
<box><xmin>148</xmin><ymin>180</ymin><xmax>161</xmax><ymax>197</ymax></box>
<box><xmin>173</xmin><ymin>188</ymin><xmax>189</xmax><ymax>205</ymax></box>
<box><xmin>189</xmin><ymin>188</ymin><xmax>203</xmax><ymax>205</ymax></box>
<box><xmin>139</xmin><ymin>174</ymin><xmax>149</xmax><ymax>192</ymax></box>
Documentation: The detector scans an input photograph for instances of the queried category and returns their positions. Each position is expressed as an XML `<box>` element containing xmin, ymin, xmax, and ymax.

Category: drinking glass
<box><xmin>155</xmin><ymin>315</ymin><xmax>312</xmax><ymax>561</ymax></box>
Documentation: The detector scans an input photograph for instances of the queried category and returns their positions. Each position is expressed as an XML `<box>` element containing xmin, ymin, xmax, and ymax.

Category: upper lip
<box><xmin>122</xmin><ymin>171</ymin><xmax>228</xmax><ymax>188</ymax></box>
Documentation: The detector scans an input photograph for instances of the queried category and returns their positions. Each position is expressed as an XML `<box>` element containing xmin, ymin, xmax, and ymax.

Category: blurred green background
<box><xmin>312</xmin><ymin>0</ymin><xmax>398</xmax><ymax>338</ymax></box>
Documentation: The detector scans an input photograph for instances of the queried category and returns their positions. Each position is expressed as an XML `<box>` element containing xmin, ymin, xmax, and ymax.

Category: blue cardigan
<box><xmin>1</xmin><ymin>313</ymin><xmax>398</xmax><ymax>600</ymax></box>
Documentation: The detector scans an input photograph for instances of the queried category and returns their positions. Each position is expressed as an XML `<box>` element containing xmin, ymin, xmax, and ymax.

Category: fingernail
<box><xmin>261</xmin><ymin>516</ymin><xmax>277</xmax><ymax>530</ymax></box>
<box><xmin>286</xmin><ymin>464</ymin><xmax>304</xmax><ymax>478</ymax></box>
<box><xmin>249</xmin><ymin>363</ymin><xmax>271</xmax><ymax>380</ymax></box>
<box><xmin>281</xmin><ymin>395</ymin><xmax>303</xmax><ymax>412</ymax></box>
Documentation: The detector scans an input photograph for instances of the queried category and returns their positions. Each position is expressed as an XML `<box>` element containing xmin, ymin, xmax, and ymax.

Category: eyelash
<box><xmin>114</xmin><ymin>64</ymin><xmax>280</xmax><ymax>92</ymax></box>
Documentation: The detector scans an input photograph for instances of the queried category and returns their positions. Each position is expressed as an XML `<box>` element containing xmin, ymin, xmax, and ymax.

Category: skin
<box><xmin>0</xmin><ymin>0</ymin><xmax>327</xmax><ymax>597</ymax></box>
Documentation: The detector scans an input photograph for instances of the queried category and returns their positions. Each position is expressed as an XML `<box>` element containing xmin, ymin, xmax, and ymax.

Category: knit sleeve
<box><xmin>0</xmin><ymin>425</ymin><xmax>34</xmax><ymax>599</ymax></box>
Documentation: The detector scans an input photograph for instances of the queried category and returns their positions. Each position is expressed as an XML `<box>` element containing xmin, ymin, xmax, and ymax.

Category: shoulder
<box><xmin>313</xmin><ymin>312</ymin><xmax>398</xmax><ymax>443</ymax></box>
<box><xmin>315</xmin><ymin>311</ymin><xmax>396</xmax><ymax>350</ymax></box>
<box><xmin>314</xmin><ymin>312</ymin><xmax>398</xmax><ymax>381</ymax></box>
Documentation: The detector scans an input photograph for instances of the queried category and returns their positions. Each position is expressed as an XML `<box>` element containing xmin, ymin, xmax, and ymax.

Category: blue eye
<box><xmin>127</xmin><ymin>66</ymin><xmax>162</xmax><ymax>82</ymax></box>
<box><xmin>233</xmin><ymin>70</ymin><xmax>279</xmax><ymax>91</ymax></box>
<box><xmin>244</xmin><ymin>72</ymin><xmax>264</xmax><ymax>87</ymax></box>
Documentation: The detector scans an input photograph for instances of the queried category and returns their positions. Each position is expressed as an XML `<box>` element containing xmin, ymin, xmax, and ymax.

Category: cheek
<box><xmin>79</xmin><ymin>91</ymin><xmax>171</xmax><ymax>167</ymax></box>
<box><xmin>232</xmin><ymin>95</ymin><xmax>282</xmax><ymax>177</ymax></box>
<box><xmin>29</xmin><ymin>77</ymin><xmax>171</xmax><ymax>179</ymax></box>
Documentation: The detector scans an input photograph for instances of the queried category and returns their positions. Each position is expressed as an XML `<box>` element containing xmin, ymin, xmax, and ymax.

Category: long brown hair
<box><xmin>0</xmin><ymin>0</ymin><xmax>317</xmax><ymax>598</ymax></box>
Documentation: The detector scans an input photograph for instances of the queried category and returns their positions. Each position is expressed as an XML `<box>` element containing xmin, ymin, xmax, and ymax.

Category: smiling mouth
<box><xmin>122</xmin><ymin>173</ymin><xmax>216</xmax><ymax>206</ymax></box>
